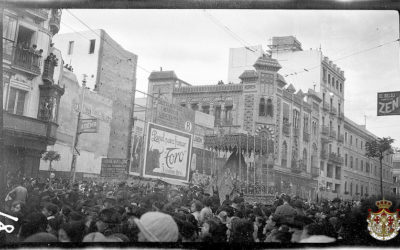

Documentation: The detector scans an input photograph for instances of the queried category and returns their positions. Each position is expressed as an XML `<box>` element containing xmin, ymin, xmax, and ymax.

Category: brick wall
<box><xmin>96</xmin><ymin>30</ymin><xmax>138</xmax><ymax>159</ymax></box>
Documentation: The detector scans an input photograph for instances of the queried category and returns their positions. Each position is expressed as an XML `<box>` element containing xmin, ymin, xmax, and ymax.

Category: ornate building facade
<box><xmin>145</xmin><ymin>36</ymin><xmax>394</xmax><ymax>200</ymax></box>
<box><xmin>3</xmin><ymin>9</ymin><xmax>64</xmax><ymax>177</ymax></box>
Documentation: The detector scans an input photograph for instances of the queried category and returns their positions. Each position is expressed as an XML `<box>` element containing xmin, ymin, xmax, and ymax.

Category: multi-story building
<box><xmin>142</xmin><ymin>36</ymin><xmax>394</xmax><ymax>200</ymax></box>
<box><xmin>53</xmin><ymin>29</ymin><xmax>138</xmax><ymax>160</ymax></box>
<box><xmin>146</xmin><ymin>55</ymin><xmax>322</xmax><ymax>199</ymax></box>
<box><xmin>393</xmin><ymin>153</ymin><xmax>400</xmax><ymax>196</ymax></box>
<box><xmin>224</xmin><ymin>36</ymin><xmax>393</xmax><ymax>200</ymax></box>
<box><xmin>343</xmin><ymin>119</ymin><xmax>395</xmax><ymax>198</ymax></box>
<box><xmin>3</xmin><ymin>9</ymin><xmax>65</xmax><ymax>177</ymax></box>
<box><xmin>39</xmin><ymin>69</ymin><xmax>113</xmax><ymax>179</ymax></box>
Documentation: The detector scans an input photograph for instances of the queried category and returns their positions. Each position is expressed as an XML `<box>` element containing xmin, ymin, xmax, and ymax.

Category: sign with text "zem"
<box><xmin>377</xmin><ymin>91</ymin><xmax>400</xmax><ymax>116</ymax></box>
<box><xmin>79</xmin><ymin>118</ymin><xmax>99</xmax><ymax>133</ymax></box>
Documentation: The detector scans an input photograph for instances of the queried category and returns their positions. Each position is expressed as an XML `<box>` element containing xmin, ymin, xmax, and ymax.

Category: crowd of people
<box><xmin>1</xmin><ymin>176</ymin><xmax>399</xmax><ymax>245</ymax></box>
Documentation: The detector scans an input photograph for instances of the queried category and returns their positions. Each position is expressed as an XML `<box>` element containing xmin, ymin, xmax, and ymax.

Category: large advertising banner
<box><xmin>377</xmin><ymin>91</ymin><xmax>400</xmax><ymax>116</ymax></box>
<box><xmin>129</xmin><ymin>119</ymin><xmax>145</xmax><ymax>176</ymax></box>
<box><xmin>143</xmin><ymin>122</ymin><xmax>192</xmax><ymax>182</ymax></box>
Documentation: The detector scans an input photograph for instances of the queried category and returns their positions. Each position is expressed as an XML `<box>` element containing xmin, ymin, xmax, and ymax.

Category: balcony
<box><xmin>293</xmin><ymin>127</ymin><xmax>300</xmax><ymax>137</ymax></box>
<box><xmin>282</xmin><ymin>123</ymin><xmax>290</xmax><ymax>136</ymax></box>
<box><xmin>311</xmin><ymin>167</ymin><xmax>319</xmax><ymax>177</ymax></box>
<box><xmin>3</xmin><ymin>111</ymin><xmax>59</xmax><ymax>145</ymax></box>
<box><xmin>329</xmin><ymin>153</ymin><xmax>344</xmax><ymax>165</ymax></box>
<box><xmin>49</xmin><ymin>9</ymin><xmax>62</xmax><ymax>35</ymax></box>
<box><xmin>329</xmin><ymin>129</ymin><xmax>337</xmax><ymax>139</ymax></box>
<box><xmin>330</xmin><ymin>106</ymin><xmax>337</xmax><ymax>115</ymax></box>
<box><xmin>303</xmin><ymin>131</ymin><xmax>310</xmax><ymax>142</ymax></box>
<box><xmin>321</xmin><ymin>125</ymin><xmax>329</xmax><ymax>135</ymax></box>
<box><xmin>25</xmin><ymin>9</ymin><xmax>49</xmax><ymax>20</ymax></box>
<box><xmin>321</xmin><ymin>150</ymin><xmax>328</xmax><ymax>160</ymax></box>
<box><xmin>12</xmin><ymin>46</ymin><xmax>42</xmax><ymax>76</ymax></box>
<box><xmin>338</xmin><ymin>112</ymin><xmax>344</xmax><ymax>121</ymax></box>
<box><xmin>338</xmin><ymin>133</ymin><xmax>344</xmax><ymax>143</ymax></box>
<box><xmin>323</xmin><ymin>102</ymin><xmax>329</xmax><ymax>111</ymax></box>
<box><xmin>42</xmin><ymin>54</ymin><xmax>58</xmax><ymax>84</ymax></box>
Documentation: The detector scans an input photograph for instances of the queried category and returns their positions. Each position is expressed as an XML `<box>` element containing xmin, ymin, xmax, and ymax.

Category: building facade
<box><xmin>53</xmin><ymin>29</ymin><xmax>138</xmax><ymax>161</ymax></box>
<box><xmin>145</xmin><ymin>36</ymin><xmax>394</xmax><ymax>200</ymax></box>
<box><xmin>39</xmin><ymin>70</ymin><xmax>113</xmax><ymax>179</ymax></box>
<box><xmin>3</xmin><ymin>8</ymin><xmax>64</xmax><ymax>177</ymax></box>
<box><xmin>343</xmin><ymin>119</ymin><xmax>395</xmax><ymax>198</ymax></box>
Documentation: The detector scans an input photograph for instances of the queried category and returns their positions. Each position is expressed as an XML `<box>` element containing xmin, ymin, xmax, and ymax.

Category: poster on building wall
<box><xmin>100</xmin><ymin>158</ymin><xmax>128</xmax><ymax>179</ymax></box>
<box><xmin>153</xmin><ymin>99</ymin><xmax>195</xmax><ymax>133</ymax></box>
<box><xmin>377</xmin><ymin>91</ymin><xmax>400</xmax><ymax>116</ymax></box>
<box><xmin>129</xmin><ymin>119</ymin><xmax>145</xmax><ymax>176</ymax></box>
<box><xmin>143</xmin><ymin>122</ymin><xmax>192</xmax><ymax>182</ymax></box>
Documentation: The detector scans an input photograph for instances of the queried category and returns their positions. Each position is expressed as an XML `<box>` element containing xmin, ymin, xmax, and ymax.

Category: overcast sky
<box><xmin>59</xmin><ymin>9</ymin><xmax>400</xmax><ymax>147</ymax></box>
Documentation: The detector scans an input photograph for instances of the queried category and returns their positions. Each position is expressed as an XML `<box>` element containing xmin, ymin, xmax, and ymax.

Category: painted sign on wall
<box><xmin>100</xmin><ymin>158</ymin><xmax>128</xmax><ymax>178</ymax></box>
<box><xmin>79</xmin><ymin>118</ymin><xmax>98</xmax><ymax>133</ymax></box>
<box><xmin>377</xmin><ymin>91</ymin><xmax>400</xmax><ymax>116</ymax></box>
<box><xmin>153</xmin><ymin>99</ymin><xmax>195</xmax><ymax>132</ymax></box>
<box><xmin>143</xmin><ymin>122</ymin><xmax>192</xmax><ymax>182</ymax></box>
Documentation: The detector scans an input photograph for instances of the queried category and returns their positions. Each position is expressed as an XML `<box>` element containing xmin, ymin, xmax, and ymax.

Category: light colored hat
<box><xmin>82</xmin><ymin>232</ymin><xmax>107</xmax><ymax>242</ymax></box>
<box><xmin>134</xmin><ymin>211</ymin><xmax>179</xmax><ymax>242</ymax></box>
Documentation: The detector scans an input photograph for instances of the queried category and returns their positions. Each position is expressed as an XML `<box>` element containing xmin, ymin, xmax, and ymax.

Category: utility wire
<box><xmin>202</xmin><ymin>10</ymin><xmax>259</xmax><ymax>52</ymax></box>
<box><xmin>283</xmin><ymin>38</ymin><xmax>400</xmax><ymax>78</ymax></box>
<box><xmin>65</xmin><ymin>10</ymin><xmax>152</xmax><ymax>74</ymax></box>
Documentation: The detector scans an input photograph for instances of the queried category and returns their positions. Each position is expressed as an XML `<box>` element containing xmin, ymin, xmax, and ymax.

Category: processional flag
<box><xmin>216</xmin><ymin>149</ymin><xmax>246</xmax><ymax>203</ymax></box>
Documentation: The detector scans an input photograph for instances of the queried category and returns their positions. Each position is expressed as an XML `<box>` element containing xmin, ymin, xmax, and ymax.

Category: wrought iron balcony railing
<box><xmin>311</xmin><ymin>166</ymin><xmax>319</xmax><ymax>177</ymax></box>
<box><xmin>321</xmin><ymin>125</ymin><xmax>329</xmax><ymax>135</ymax></box>
<box><xmin>12</xmin><ymin>46</ymin><xmax>42</xmax><ymax>76</ymax></box>
<box><xmin>329</xmin><ymin>153</ymin><xmax>344</xmax><ymax>164</ymax></box>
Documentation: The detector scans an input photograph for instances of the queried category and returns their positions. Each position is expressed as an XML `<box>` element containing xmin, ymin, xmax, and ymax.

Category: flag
<box><xmin>216</xmin><ymin>149</ymin><xmax>246</xmax><ymax>202</ymax></box>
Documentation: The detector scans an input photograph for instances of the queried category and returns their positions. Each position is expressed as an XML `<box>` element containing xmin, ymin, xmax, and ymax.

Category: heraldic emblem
<box><xmin>367</xmin><ymin>199</ymin><xmax>400</xmax><ymax>241</ymax></box>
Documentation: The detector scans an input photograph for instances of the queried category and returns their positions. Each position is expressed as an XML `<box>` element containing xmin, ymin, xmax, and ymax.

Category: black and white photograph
<box><xmin>1</xmin><ymin>1</ymin><xmax>400</xmax><ymax>246</ymax></box>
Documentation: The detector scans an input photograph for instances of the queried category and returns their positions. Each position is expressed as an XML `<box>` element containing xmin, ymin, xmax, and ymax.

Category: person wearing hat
<box><xmin>134</xmin><ymin>211</ymin><xmax>179</xmax><ymax>242</ymax></box>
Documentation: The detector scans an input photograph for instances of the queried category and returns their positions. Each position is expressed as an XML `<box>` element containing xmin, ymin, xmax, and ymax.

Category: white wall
<box><xmin>272</xmin><ymin>49</ymin><xmax>322</xmax><ymax>93</ymax></box>
<box><xmin>227</xmin><ymin>45</ymin><xmax>263</xmax><ymax>84</ymax></box>
<box><xmin>53</xmin><ymin>30</ymin><xmax>101</xmax><ymax>89</ymax></box>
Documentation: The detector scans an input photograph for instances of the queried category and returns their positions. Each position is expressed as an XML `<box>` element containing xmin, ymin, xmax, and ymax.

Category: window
<box><xmin>361</xmin><ymin>141</ymin><xmax>363</xmax><ymax>150</ymax></box>
<box><xmin>281</xmin><ymin>141</ymin><xmax>288</xmax><ymax>168</ymax></box>
<box><xmin>3</xmin><ymin>15</ymin><xmax>18</xmax><ymax>59</ymax></box>
<box><xmin>266</xmin><ymin>99</ymin><xmax>273</xmax><ymax>117</ymax></box>
<box><xmin>345</xmin><ymin>132</ymin><xmax>347</xmax><ymax>143</ymax></box>
<box><xmin>293</xmin><ymin>109</ymin><xmax>300</xmax><ymax>128</ymax></box>
<box><xmin>356</xmin><ymin>158</ymin><xmax>358</xmax><ymax>170</ymax></box>
<box><xmin>328</xmin><ymin>74</ymin><xmax>331</xmax><ymax>84</ymax></box>
<box><xmin>336</xmin><ymin>80</ymin><xmax>339</xmax><ymax>90</ymax></box>
<box><xmin>366</xmin><ymin>162</ymin><xmax>370</xmax><ymax>173</ymax></box>
<box><xmin>323</xmin><ymin>67</ymin><xmax>327</xmax><ymax>82</ymax></box>
<box><xmin>361</xmin><ymin>160</ymin><xmax>364</xmax><ymax>172</ymax></box>
<box><xmin>350</xmin><ymin>135</ymin><xmax>353</xmax><ymax>145</ymax></box>
<box><xmin>340</xmin><ymin>83</ymin><xmax>343</xmax><ymax>93</ymax></box>
<box><xmin>356</xmin><ymin>138</ymin><xmax>358</xmax><ymax>147</ymax></box>
<box><xmin>7</xmin><ymin>87</ymin><xmax>27</xmax><ymax>115</ymax></box>
<box><xmin>345</xmin><ymin>154</ymin><xmax>348</xmax><ymax>166</ymax></box>
<box><xmin>89</xmin><ymin>39</ymin><xmax>96</xmax><ymax>54</ymax></box>
<box><xmin>350</xmin><ymin>156</ymin><xmax>353</xmax><ymax>168</ymax></box>
<box><xmin>259</xmin><ymin>98</ymin><xmax>265</xmax><ymax>116</ymax></box>
<box><xmin>304</xmin><ymin>115</ymin><xmax>309</xmax><ymax>132</ymax></box>
<box><xmin>68</xmin><ymin>41</ymin><xmax>74</xmax><ymax>55</ymax></box>
<box><xmin>329</xmin><ymin>144</ymin><xmax>332</xmax><ymax>154</ymax></box>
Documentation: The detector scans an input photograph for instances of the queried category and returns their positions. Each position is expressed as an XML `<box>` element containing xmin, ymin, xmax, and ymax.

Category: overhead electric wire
<box><xmin>65</xmin><ymin>9</ymin><xmax>152</xmax><ymax>74</ymax></box>
<box><xmin>283</xmin><ymin>38</ymin><xmax>400</xmax><ymax>78</ymax></box>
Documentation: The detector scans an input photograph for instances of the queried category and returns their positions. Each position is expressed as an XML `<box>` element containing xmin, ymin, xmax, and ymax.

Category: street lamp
<box><xmin>70</xmin><ymin>75</ymin><xmax>89</xmax><ymax>184</ymax></box>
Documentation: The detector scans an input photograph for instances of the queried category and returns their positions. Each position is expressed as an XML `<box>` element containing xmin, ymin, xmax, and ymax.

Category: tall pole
<box><xmin>126</xmin><ymin>67</ymin><xmax>137</xmax><ymax>178</ymax></box>
<box><xmin>70</xmin><ymin>77</ymin><xmax>87</xmax><ymax>184</ymax></box>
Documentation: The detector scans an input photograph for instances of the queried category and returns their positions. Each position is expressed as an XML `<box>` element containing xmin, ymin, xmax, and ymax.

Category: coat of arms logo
<box><xmin>367</xmin><ymin>199</ymin><xmax>400</xmax><ymax>241</ymax></box>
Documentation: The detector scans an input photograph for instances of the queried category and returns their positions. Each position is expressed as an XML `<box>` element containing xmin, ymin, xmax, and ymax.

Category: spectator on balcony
<box><xmin>30</xmin><ymin>44</ymin><xmax>37</xmax><ymax>53</ymax></box>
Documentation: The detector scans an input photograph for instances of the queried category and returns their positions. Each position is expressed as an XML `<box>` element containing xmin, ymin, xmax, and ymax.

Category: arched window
<box><xmin>266</xmin><ymin>99</ymin><xmax>274</xmax><ymax>117</ymax></box>
<box><xmin>302</xmin><ymin>148</ymin><xmax>307</xmax><ymax>171</ymax></box>
<box><xmin>281</xmin><ymin>141</ymin><xmax>288</xmax><ymax>168</ymax></box>
<box><xmin>259</xmin><ymin>98</ymin><xmax>265</xmax><ymax>116</ymax></box>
